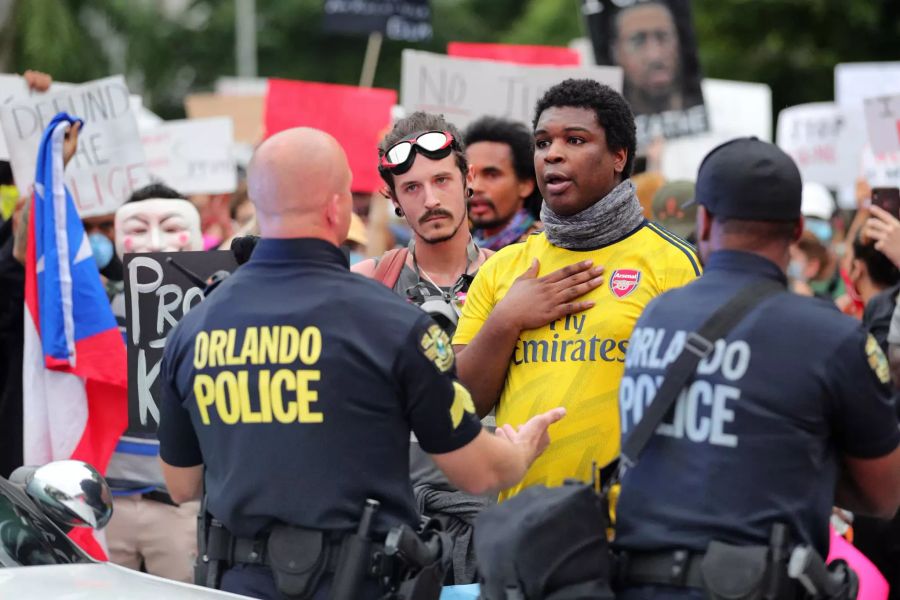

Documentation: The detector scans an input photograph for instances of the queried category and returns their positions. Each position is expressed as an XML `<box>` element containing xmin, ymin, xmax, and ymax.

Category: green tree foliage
<box><xmin>4</xmin><ymin>0</ymin><xmax>900</xmax><ymax>120</ymax></box>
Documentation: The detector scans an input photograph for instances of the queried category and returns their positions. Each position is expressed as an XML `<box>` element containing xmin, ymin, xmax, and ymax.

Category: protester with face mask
<box><xmin>104</xmin><ymin>183</ymin><xmax>203</xmax><ymax>583</ymax></box>
<box><xmin>841</xmin><ymin>234</ymin><xmax>900</xmax><ymax>327</ymax></box>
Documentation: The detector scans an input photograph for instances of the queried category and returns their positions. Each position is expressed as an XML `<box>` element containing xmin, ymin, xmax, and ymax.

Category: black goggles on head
<box><xmin>379</xmin><ymin>131</ymin><xmax>456</xmax><ymax>175</ymax></box>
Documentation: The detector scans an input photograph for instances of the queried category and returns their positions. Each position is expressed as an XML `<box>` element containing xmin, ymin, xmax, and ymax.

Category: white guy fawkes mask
<box><xmin>115</xmin><ymin>198</ymin><xmax>203</xmax><ymax>257</ymax></box>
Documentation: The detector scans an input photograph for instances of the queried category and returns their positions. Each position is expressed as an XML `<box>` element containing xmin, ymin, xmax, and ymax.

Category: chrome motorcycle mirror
<box><xmin>24</xmin><ymin>460</ymin><xmax>113</xmax><ymax>530</ymax></box>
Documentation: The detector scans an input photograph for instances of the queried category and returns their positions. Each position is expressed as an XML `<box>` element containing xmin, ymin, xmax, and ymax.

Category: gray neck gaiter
<box><xmin>540</xmin><ymin>180</ymin><xmax>644</xmax><ymax>250</ymax></box>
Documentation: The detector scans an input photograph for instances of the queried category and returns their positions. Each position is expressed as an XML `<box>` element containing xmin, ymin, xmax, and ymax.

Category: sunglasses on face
<box><xmin>380</xmin><ymin>131</ymin><xmax>456</xmax><ymax>175</ymax></box>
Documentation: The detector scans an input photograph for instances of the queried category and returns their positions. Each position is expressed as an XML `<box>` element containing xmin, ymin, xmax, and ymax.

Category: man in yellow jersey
<box><xmin>453</xmin><ymin>79</ymin><xmax>700</xmax><ymax>500</ymax></box>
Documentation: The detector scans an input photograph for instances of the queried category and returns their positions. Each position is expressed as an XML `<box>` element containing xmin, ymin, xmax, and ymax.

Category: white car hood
<box><xmin>0</xmin><ymin>562</ymin><xmax>252</xmax><ymax>599</ymax></box>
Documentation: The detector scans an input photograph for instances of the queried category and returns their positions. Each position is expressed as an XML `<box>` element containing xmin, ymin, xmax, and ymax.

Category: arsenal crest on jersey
<box><xmin>610</xmin><ymin>269</ymin><xmax>642</xmax><ymax>299</ymax></box>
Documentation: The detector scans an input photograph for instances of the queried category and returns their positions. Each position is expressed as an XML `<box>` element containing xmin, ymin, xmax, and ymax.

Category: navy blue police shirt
<box><xmin>157</xmin><ymin>238</ymin><xmax>482</xmax><ymax>538</ymax></box>
<box><xmin>615</xmin><ymin>250</ymin><xmax>900</xmax><ymax>556</ymax></box>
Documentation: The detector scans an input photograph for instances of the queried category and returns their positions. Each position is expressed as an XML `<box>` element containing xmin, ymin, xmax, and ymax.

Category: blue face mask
<box><xmin>89</xmin><ymin>233</ymin><xmax>114</xmax><ymax>270</ymax></box>
<box><xmin>805</xmin><ymin>218</ymin><xmax>833</xmax><ymax>245</ymax></box>
<box><xmin>349</xmin><ymin>251</ymin><xmax>365</xmax><ymax>266</ymax></box>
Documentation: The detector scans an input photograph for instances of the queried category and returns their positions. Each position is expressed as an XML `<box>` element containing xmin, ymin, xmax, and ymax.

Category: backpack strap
<box><xmin>372</xmin><ymin>248</ymin><xmax>409</xmax><ymax>289</ymax></box>
<box><xmin>620</xmin><ymin>279</ymin><xmax>784</xmax><ymax>467</ymax></box>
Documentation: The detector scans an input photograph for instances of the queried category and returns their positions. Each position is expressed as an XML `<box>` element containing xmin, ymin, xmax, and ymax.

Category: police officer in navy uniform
<box><xmin>156</xmin><ymin>127</ymin><xmax>566</xmax><ymax>600</ymax></box>
<box><xmin>614</xmin><ymin>138</ymin><xmax>900</xmax><ymax>599</ymax></box>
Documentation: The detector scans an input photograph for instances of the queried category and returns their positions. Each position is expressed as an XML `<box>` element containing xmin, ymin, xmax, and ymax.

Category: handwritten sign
<box><xmin>864</xmin><ymin>94</ymin><xmax>900</xmax><ymax>156</ymax></box>
<box><xmin>400</xmin><ymin>50</ymin><xmax>622</xmax><ymax>130</ymax></box>
<box><xmin>141</xmin><ymin>117</ymin><xmax>237</xmax><ymax>195</ymax></box>
<box><xmin>0</xmin><ymin>74</ymin><xmax>72</xmax><ymax>160</ymax></box>
<box><xmin>0</xmin><ymin>75</ymin><xmax>149</xmax><ymax>218</ymax></box>
<box><xmin>266</xmin><ymin>79</ymin><xmax>396</xmax><ymax>193</ymax></box>
<box><xmin>123</xmin><ymin>250</ymin><xmax>237</xmax><ymax>435</ymax></box>
<box><xmin>776</xmin><ymin>102</ymin><xmax>861</xmax><ymax>191</ymax></box>
<box><xmin>322</xmin><ymin>0</ymin><xmax>432</xmax><ymax>42</ymax></box>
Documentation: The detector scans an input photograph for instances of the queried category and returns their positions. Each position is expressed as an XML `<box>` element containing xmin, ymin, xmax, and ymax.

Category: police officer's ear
<box><xmin>697</xmin><ymin>206</ymin><xmax>713</xmax><ymax>242</ymax></box>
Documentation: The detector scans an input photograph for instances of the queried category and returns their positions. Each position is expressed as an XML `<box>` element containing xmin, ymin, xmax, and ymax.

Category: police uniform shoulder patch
<box><xmin>450</xmin><ymin>381</ymin><xmax>476</xmax><ymax>429</ymax></box>
<box><xmin>420</xmin><ymin>324</ymin><xmax>454</xmax><ymax>373</ymax></box>
<box><xmin>865</xmin><ymin>334</ymin><xmax>891</xmax><ymax>385</ymax></box>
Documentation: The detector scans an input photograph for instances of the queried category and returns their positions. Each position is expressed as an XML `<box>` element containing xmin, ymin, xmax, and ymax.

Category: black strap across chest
<box><xmin>620</xmin><ymin>279</ymin><xmax>784</xmax><ymax>467</ymax></box>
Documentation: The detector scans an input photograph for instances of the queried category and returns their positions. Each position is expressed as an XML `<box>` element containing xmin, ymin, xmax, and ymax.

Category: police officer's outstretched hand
<box><xmin>495</xmin><ymin>259</ymin><xmax>604</xmax><ymax>332</ymax></box>
<box><xmin>495</xmin><ymin>407</ymin><xmax>567</xmax><ymax>465</ymax></box>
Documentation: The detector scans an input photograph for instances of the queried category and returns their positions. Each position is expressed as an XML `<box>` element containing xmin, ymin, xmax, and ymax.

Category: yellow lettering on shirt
<box><xmin>296</xmin><ymin>370</ymin><xmax>322</xmax><ymax>422</ymax></box>
<box><xmin>271</xmin><ymin>368</ymin><xmax>298</xmax><ymax>423</ymax></box>
<box><xmin>194</xmin><ymin>374</ymin><xmax>215</xmax><ymax>424</ymax></box>
<box><xmin>208</xmin><ymin>330</ymin><xmax>227</xmax><ymax>368</ymax></box>
<box><xmin>194</xmin><ymin>331</ymin><xmax>209</xmax><ymax>369</ymax></box>
<box><xmin>189</xmin><ymin>324</ymin><xmax>330</xmax><ymax>426</ymax></box>
<box><xmin>260</xmin><ymin>326</ymin><xmax>280</xmax><ymax>363</ymax></box>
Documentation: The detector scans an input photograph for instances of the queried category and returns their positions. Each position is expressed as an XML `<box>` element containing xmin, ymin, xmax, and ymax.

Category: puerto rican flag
<box><xmin>23</xmin><ymin>113</ymin><xmax>128</xmax><ymax>559</ymax></box>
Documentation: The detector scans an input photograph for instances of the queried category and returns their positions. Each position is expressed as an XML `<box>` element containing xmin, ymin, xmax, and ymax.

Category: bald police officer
<box><xmin>614</xmin><ymin>138</ymin><xmax>900</xmax><ymax>599</ymax></box>
<box><xmin>157</xmin><ymin>127</ymin><xmax>565</xmax><ymax>600</ymax></box>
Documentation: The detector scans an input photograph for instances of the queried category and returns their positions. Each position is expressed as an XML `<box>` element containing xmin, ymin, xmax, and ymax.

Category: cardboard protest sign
<box><xmin>0</xmin><ymin>75</ymin><xmax>149</xmax><ymax>217</ymax></box>
<box><xmin>400</xmin><ymin>50</ymin><xmax>622</xmax><ymax>131</ymax></box>
<box><xmin>835</xmin><ymin>62</ymin><xmax>900</xmax><ymax>112</ymax></box>
<box><xmin>123</xmin><ymin>250</ymin><xmax>238</xmax><ymax>435</ymax></box>
<box><xmin>141</xmin><ymin>117</ymin><xmax>237</xmax><ymax>195</ymax></box>
<box><xmin>581</xmin><ymin>0</ymin><xmax>708</xmax><ymax>146</ymax></box>
<box><xmin>776</xmin><ymin>102</ymin><xmax>862</xmax><ymax>192</ymax></box>
<box><xmin>322</xmin><ymin>0</ymin><xmax>432</xmax><ymax>42</ymax></box>
<box><xmin>0</xmin><ymin>74</ymin><xmax>73</xmax><ymax>160</ymax></box>
<box><xmin>185</xmin><ymin>93</ymin><xmax>264</xmax><ymax>146</ymax></box>
<box><xmin>864</xmin><ymin>95</ymin><xmax>900</xmax><ymax>156</ymax></box>
<box><xmin>265</xmin><ymin>79</ymin><xmax>396</xmax><ymax>194</ymax></box>
<box><xmin>447</xmin><ymin>42</ymin><xmax>580</xmax><ymax>66</ymax></box>
<box><xmin>660</xmin><ymin>79</ymin><xmax>771</xmax><ymax>183</ymax></box>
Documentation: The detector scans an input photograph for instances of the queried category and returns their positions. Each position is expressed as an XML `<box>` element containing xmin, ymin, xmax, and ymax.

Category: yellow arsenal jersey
<box><xmin>453</xmin><ymin>223</ymin><xmax>700</xmax><ymax>501</ymax></box>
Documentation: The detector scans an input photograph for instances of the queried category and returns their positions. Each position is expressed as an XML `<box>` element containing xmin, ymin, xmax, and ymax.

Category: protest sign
<box><xmin>0</xmin><ymin>74</ymin><xmax>72</xmax><ymax>160</ymax></box>
<box><xmin>266</xmin><ymin>79</ymin><xmax>396</xmax><ymax>193</ymax></box>
<box><xmin>581</xmin><ymin>0</ymin><xmax>708</xmax><ymax>146</ymax></box>
<box><xmin>123</xmin><ymin>250</ymin><xmax>237</xmax><ymax>435</ymax></box>
<box><xmin>185</xmin><ymin>93</ymin><xmax>264</xmax><ymax>146</ymax></box>
<box><xmin>141</xmin><ymin>117</ymin><xmax>237</xmax><ymax>195</ymax></box>
<box><xmin>860</xmin><ymin>144</ymin><xmax>900</xmax><ymax>190</ymax></box>
<box><xmin>400</xmin><ymin>50</ymin><xmax>622</xmax><ymax>131</ymax></box>
<box><xmin>447</xmin><ymin>42</ymin><xmax>580</xmax><ymax>66</ymax></box>
<box><xmin>835</xmin><ymin>62</ymin><xmax>900</xmax><ymax>112</ymax></box>
<box><xmin>322</xmin><ymin>0</ymin><xmax>432</xmax><ymax>42</ymax></box>
<box><xmin>776</xmin><ymin>102</ymin><xmax>861</xmax><ymax>192</ymax></box>
<box><xmin>863</xmin><ymin>94</ymin><xmax>900</xmax><ymax>156</ymax></box>
<box><xmin>660</xmin><ymin>79</ymin><xmax>771</xmax><ymax>182</ymax></box>
<box><xmin>0</xmin><ymin>75</ymin><xmax>149</xmax><ymax>217</ymax></box>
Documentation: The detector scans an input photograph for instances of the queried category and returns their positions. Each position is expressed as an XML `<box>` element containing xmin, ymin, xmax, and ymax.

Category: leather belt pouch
<box><xmin>266</xmin><ymin>525</ymin><xmax>329</xmax><ymax>600</ymax></box>
<box><xmin>700</xmin><ymin>541</ymin><xmax>769</xmax><ymax>600</ymax></box>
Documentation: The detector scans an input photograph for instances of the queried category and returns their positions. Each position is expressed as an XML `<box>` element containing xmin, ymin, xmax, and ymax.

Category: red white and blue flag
<box><xmin>23</xmin><ymin>113</ymin><xmax>128</xmax><ymax>559</ymax></box>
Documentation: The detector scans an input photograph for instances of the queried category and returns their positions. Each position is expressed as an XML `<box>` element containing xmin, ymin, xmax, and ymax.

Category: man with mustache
<box><xmin>464</xmin><ymin>116</ymin><xmax>542</xmax><ymax>251</ymax></box>
<box><xmin>453</xmin><ymin>79</ymin><xmax>701</xmax><ymax>501</ymax></box>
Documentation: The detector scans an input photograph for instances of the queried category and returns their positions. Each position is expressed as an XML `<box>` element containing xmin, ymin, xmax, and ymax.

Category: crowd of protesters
<box><xmin>0</xmin><ymin>67</ymin><xmax>898</xmax><ymax>600</ymax></box>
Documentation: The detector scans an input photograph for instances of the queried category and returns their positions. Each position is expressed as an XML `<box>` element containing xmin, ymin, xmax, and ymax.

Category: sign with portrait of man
<box><xmin>582</xmin><ymin>0</ymin><xmax>709</xmax><ymax>148</ymax></box>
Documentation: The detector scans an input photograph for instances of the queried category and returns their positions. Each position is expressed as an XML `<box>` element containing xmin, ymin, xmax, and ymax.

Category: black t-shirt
<box><xmin>615</xmin><ymin>250</ymin><xmax>900</xmax><ymax>556</ymax></box>
<box><xmin>158</xmin><ymin>238</ymin><xmax>481</xmax><ymax>538</ymax></box>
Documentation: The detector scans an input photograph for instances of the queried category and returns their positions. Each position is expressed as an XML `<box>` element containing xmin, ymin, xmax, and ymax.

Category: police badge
<box><xmin>420</xmin><ymin>324</ymin><xmax>454</xmax><ymax>373</ymax></box>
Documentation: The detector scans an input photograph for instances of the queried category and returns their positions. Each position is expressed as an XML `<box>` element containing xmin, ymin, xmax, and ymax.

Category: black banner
<box><xmin>123</xmin><ymin>251</ymin><xmax>237</xmax><ymax>435</ymax></box>
<box><xmin>322</xmin><ymin>0</ymin><xmax>432</xmax><ymax>42</ymax></box>
<box><xmin>581</xmin><ymin>0</ymin><xmax>708</xmax><ymax>148</ymax></box>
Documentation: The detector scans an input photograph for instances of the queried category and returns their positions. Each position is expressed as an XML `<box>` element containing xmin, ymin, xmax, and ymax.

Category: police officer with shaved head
<box><xmin>614</xmin><ymin>138</ymin><xmax>900</xmax><ymax>599</ymax></box>
<box><xmin>156</xmin><ymin>127</ymin><xmax>565</xmax><ymax>600</ymax></box>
